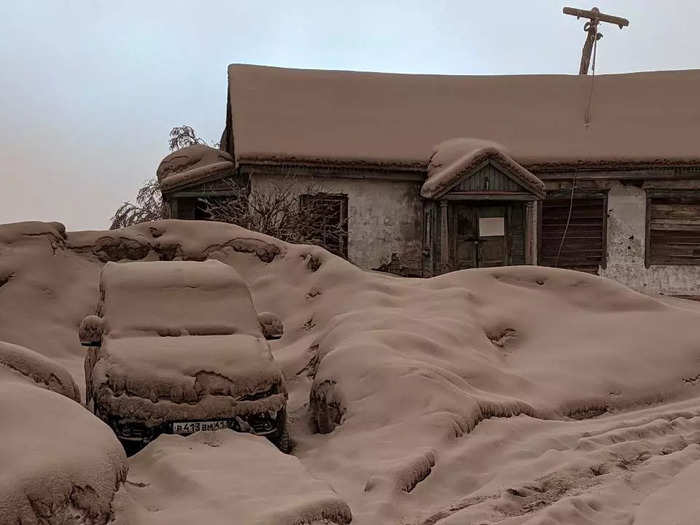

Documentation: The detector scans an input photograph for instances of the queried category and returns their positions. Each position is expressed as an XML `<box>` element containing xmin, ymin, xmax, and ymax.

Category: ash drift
<box><xmin>2</xmin><ymin>219</ymin><xmax>700</xmax><ymax>524</ymax></box>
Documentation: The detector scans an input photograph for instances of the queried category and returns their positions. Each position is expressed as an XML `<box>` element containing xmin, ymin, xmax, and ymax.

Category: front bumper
<box><xmin>108</xmin><ymin>410</ymin><xmax>283</xmax><ymax>443</ymax></box>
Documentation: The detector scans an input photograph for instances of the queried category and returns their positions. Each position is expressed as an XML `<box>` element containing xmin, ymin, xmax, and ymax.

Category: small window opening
<box><xmin>299</xmin><ymin>193</ymin><xmax>349</xmax><ymax>258</ymax></box>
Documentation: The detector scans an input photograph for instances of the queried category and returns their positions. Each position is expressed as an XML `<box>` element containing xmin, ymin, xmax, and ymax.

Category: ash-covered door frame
<box><xmin>424</xmin><ymin>195</ymin><xmax>538</xmax><ymax>276</ymax></box>
<box><xmin>525</xmin><ymin>200</ymin><xmax>538</xmax><ymax>265</ymax></box>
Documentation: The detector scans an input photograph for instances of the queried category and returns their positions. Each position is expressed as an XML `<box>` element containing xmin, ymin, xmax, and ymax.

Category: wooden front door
<box><xmin>450</xmin><ymin>203</ymin><xmax>510</xmax><ymax>269</ymax></box>
<box><xmin>477</xmin><ymin>206</ymin><xmax>507</xmax><ymax>267</ymax></box>
<box><xmin>453</xmin><ymin>205</ymin><xmax>478</xmax><ymax>269</ymax></box>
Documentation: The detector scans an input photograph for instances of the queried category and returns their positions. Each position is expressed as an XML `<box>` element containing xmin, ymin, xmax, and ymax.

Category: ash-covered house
<box><xmin>157</xmin><ymin>64</ymin><xmax>700</xmax><ymax>299</ymax></box>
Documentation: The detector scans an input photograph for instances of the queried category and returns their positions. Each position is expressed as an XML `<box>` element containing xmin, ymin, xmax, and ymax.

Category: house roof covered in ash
<box><xmin>224</xmin><ymin>64</ymin><xmax>700</xmax><ymax>170</ymax></box>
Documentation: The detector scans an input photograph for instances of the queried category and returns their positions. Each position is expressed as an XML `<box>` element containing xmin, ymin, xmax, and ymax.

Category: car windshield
<box><xmin>99</xmin><ymin>261</ymin><xmax>262</xmax><ymax>338</ymax></box>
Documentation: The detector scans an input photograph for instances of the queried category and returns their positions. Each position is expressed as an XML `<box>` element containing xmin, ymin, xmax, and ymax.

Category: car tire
<box><xmin>274</xmin><ymin>411</ymin><xmax>292</xmax><ymax>454</ymax></box>
<box><xmin>277</xmin><ymin>426</ymin><xmax>291</xmax><ymax>454</ymax></box>
<box><xmin>120</xmin><ymin>438</ymin><xmax>146</xmax><ymax>457</ymax></box>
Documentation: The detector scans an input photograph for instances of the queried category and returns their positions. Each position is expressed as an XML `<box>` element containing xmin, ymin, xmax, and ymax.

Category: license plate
<box><xmin>172</xmin><ymin>420</ymin><xmax>231</xmax><ymax>435</ymax></box>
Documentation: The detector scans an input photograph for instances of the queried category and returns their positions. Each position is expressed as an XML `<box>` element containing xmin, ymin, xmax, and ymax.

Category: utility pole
<box><xmin>563</xmin><ymin>6</ymin><xmax>629</xmax><ymax>75</ymax></box>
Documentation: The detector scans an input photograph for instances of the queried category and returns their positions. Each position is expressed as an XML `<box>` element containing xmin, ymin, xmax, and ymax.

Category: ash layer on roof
<box><xmin>157</xmin><ymin>144</ymin><xmax>234</xmax><ymax>192</ymax></box>
<box><xmin>225</xmin><ymin>64</ymin><xmax>700</xmax><ymax>168</ymax></box>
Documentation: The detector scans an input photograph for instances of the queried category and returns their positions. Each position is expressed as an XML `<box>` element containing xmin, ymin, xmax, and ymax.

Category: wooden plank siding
<box><xmin>454</xmin><ymin>163</ymin><xmax>522</xmax><ymax>193</ymax></box>
<box><xmin>539</xmin><ymin>197</ymin><xmax>607</xmax><ymax>273</ymax></box>
<box><xmin>646</xmin><ymin>193</ymin><xmax>700</xmax><ymax>266</ymax></box>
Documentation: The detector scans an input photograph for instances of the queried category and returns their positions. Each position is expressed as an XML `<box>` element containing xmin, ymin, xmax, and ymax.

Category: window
<box><xmin>539</xmin><ymin>196</ymin><xmax>607</xmax><ymax>274</ymax></box>
<box><xmin>299</xmin><ymin>193</ymin><xmax>348</xmax><ymax>258</ymax></box>
<box><xmin>646</xmin><ymin>193</ymin><xmax>700</xmax><ymax>266</ymax></box>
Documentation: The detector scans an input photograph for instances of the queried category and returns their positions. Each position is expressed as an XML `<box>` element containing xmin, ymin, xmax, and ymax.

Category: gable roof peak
<box><xmin>421</xmin><ymin>138</ymin><xmax>545</xmax><ymax>199</ymax></box>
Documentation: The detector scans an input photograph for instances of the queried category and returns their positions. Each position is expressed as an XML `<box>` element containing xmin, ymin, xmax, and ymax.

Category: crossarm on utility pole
<box><xmin>563</xmin><ymin>6</ymin><xmax>629</xmax><ymax>74</ymax></box>
<box><xmin>563</xmin><ymin>7</ymin><xmax>629</xmax><ymax>28</ymax></box>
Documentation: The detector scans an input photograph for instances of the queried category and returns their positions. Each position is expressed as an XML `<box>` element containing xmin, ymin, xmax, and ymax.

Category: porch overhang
<box><xmin>157</xmin><ymin>144</ymin><xmax>236</xmax><ymax>194</ymax></box>
<box><xmin>421</xmin><ymin>138</ymin><xmax>546</xmax><ymax>201</ymax></box>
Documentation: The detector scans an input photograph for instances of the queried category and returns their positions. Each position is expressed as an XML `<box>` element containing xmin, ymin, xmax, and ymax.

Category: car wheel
<box><xmin>120</xmin><ymin>438</ymin><xmax>146</xmax><ymax>457</ymax></box>
<box><xmin>277</xmin><ymin>426</ymin><xmax>291</xmax><ymax>454</ymax></box>
<box><xmin>274</xmin><ymin>411</ymin><xmax>292</xmax><ymax>454</ymax></box>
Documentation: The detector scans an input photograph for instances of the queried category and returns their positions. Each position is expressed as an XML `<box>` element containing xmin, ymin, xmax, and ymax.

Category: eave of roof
<box><xmin>237</xmin><ymin>154</ymin><xmax>700</xmax><ymax>175</ymax></box>
<box><xmin>159</xmin><ymin>162</ymin><xmax>234</xmax><ymax>193</ymax></box>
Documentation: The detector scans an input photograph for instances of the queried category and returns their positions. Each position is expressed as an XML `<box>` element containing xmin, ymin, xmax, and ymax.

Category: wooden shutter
<box><xmin>539</xmin><ymin>197</ymin><xmax>606</xmax><ymax>273</ymax></box>
<box><xmin>647</xmin><ymin>193</ymin><xmax>700</xmax><ymax>266</ymax></box>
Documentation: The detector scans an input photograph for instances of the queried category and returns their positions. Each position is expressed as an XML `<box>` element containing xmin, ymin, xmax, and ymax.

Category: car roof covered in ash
<box><xmin>99</xmin><ymin>260</ymin><xmax>262</xmax><ymax>338</ymax></box>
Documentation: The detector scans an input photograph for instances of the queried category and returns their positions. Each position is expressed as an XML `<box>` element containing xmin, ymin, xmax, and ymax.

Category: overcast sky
<box><xmin>2</xmin><ymin>0</ymin><xmax>699</xmax><ymax>230</ymax></box>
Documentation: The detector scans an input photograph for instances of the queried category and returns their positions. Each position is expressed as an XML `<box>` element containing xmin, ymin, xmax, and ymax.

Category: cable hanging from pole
<box><xmin>554</xmin><ymin>173</ymin><xmax>577</xmax><ymax>268</ymax></box>
<box><xmin>556</xmin><ymin>20</ymin><xmax>600</xmax><ymax>268</ymax></box>
<box><xmin>584</xmin><ymin>23</ymin><xmax>600</xmax><ymax>125</ymax></box>
<box><xmin>556</xmin><ymin>6</ymin><xmax>629</xmax><ymax>270</ymax></box>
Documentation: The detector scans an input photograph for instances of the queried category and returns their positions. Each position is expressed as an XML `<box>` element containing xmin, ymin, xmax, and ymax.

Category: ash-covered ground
<box><xmin>2</xmin><ymin>219</ymin><xmax>700</xmax><ymax>525</ymax></box>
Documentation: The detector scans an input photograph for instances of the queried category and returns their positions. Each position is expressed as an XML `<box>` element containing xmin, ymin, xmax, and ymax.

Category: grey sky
<box><xmin>1</xmin><ymin>1</ymin><xmax>699</xmax><ymax>230</ymax></box>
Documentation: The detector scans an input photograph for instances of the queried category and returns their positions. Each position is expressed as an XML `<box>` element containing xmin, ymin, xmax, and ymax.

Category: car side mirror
<box><xmin>258</xmin><ymin>312</ymin><xmax>283</xmax><ymax>340</ymax></box>
<box><xmin>79</xmin><ymin>315</ymin><xmax>104</xmax><ymax>347</ymax></box>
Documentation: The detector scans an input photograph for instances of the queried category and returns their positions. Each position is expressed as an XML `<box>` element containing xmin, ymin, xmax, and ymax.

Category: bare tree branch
<box><xmin>109</xmin><ymin>178</ymin><xmax>168</xmax><ymax>230</ymax></box>
<box><xmin>109</xmin><ymin>125</ymin><xmax>212</xmax><ymax>228</ymax></box>
<box><xmin>112</xmin><ymin>122</ymin><xmax>348</xmax><ymax>251</ymax></box>
<box><xmin>168</xmin><ymin>125</ymin><xmax>205</xmax><ymax>151</ymax></box>
<box><xmin>201</xmin><ymin>176</ymin><xmax>348</xmax><ymax>256</ymax></box>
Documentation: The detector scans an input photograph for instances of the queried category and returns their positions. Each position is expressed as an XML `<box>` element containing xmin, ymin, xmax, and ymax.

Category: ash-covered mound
<box><xmin>2</xmin><ymin>219</ymin><xmax>700</xmax><ymax>524</ymax></box>
<box><xmin>112</xmin><ymin>430</ymin><xmax>352</xmax><ymax>525</ymax></box>
<box><xmin>0</xmin><ymin>340</ymin><xmax>80</xmax><ymax>401</ymax></box>
<box><xmin>0</xmin><ymin>342</ymin><xmax>127</xmax><ymax>525</ymax></box>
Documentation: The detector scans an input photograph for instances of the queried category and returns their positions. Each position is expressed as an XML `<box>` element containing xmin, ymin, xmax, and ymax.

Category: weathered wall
<box><xmin>250</xmin><ymin>169</ymin><xmax>699</xmax><ymax>293</ymax></box>
<box><xmin>251</xmin><ymin>173</ymin><xmax>424</xmax><ymax>276</ymax></box>
<box><xmin>601</xmin><ymin>182</ymin><xmax>700</xmax><ymax>297</ymax></box>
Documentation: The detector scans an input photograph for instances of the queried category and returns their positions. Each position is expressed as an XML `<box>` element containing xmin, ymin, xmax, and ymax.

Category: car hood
<box><xmin>92</xmin><ymin>334</ymin><xmax>285</xmax><ymax>403</ymax></box>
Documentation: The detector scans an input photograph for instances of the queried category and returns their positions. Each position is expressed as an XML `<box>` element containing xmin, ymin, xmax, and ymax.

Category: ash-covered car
<box><xmin>79</xmin><ymin>260</ymin><xmax>288</xmax><ymax>454</ymax></box>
